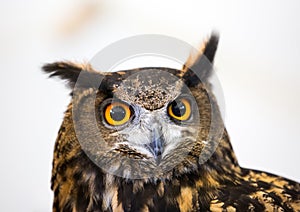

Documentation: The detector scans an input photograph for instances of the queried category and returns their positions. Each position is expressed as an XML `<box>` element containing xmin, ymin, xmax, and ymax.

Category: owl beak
<box><xmin>149</xmin><ymin>127</ymin><xmax>164</xmax><ymax>163</ymax></box>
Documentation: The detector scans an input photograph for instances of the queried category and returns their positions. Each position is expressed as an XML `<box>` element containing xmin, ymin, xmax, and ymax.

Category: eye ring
<box><xmin>168</xmin><ymin>98</ymin><xmax>191</xmax><ymax>121</ymax></box>
<box><xmin>104</xmin><ymin>101</ymin><xmax>132</xmax><ymax>126</ymax></box>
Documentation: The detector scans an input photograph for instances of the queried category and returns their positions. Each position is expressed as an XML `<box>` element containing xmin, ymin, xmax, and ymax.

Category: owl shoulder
<box><xmin>210</xmin><ymin>169</ymin><xmax>300</xmax><ymax>211</ymax></box>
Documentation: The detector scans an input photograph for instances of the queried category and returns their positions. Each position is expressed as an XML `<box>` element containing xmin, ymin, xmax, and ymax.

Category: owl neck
<box><xmin>208</xmin><ymin>128</ymin><xmax>240</xmax><ymax>170</ymax></box>
<box><xmin>196</xmin><ymin>128</ymin><xmax>242</xmax><ymax>185</ymax></box>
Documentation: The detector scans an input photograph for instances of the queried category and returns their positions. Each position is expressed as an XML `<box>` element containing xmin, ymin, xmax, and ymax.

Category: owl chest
<box><xmin>98</xmin><ymin>180</ymin><xmax>209</xmax><ymax>212</ymax></box>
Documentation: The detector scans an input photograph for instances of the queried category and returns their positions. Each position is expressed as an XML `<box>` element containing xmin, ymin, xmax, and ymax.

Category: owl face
<box><xmin>43</xmin><ymin>34</ymin><xmax>221</xmax><ymax>179</ymax></box>
<box><xmin>104</xmin><ymin>69</ymin><xmax>200</xmax><ymax>159</ymax></box>
<box><xmin>72</xmin><ymin>68</ymin><xmax>204</xmax><ymax>179</ymax></box>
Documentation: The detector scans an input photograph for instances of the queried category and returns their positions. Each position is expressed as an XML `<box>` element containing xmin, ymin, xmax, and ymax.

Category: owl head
<box><xmin>43</xmin><ymin>34</ymin><xmax>223</xmax><ymax>180</ymax></box>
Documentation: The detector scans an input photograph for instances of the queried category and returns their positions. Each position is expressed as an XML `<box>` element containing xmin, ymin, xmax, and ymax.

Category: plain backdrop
<box><xmin>0</xmin><ymin>0</ymin><xmax>299</xmax><ymax>211</ymax></box>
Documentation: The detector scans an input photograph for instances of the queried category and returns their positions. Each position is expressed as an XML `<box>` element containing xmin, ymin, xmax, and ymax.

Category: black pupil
<box><xmin>172</xmin><ymin>101</ymin><xmax>186</xmax><ymax>117</ymax></box>
<box><xmin>110</xmin><ymin>106</ymin><xmax>126</xmax><ymax>121</ymax></box>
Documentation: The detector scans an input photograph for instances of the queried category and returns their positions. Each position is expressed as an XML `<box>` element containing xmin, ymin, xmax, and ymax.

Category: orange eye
<box><xmin>104</xmin><ymin>102</ymin><xmax>131</xmax><ymax>126</ymax></box>
<box><xmin>168</xmin><ymin>98</ymin><xmax>191</xmax><ymax>121</ymax></box>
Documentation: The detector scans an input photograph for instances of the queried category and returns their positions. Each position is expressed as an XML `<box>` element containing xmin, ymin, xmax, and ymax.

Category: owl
<box><xmin>43</xmin><ymin>34</ymin><xmax>300</xmax><ymax>212</ymax></box>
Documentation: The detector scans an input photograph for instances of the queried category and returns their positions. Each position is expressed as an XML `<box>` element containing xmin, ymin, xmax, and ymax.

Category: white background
<box><xmin>0</xmin><ymin>0</ymin><xmax>299</xmax><ymax>211</ymax></box>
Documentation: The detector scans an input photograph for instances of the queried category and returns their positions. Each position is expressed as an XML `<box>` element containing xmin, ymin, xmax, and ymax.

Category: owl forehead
<box><xmin>113</xmin><ymin>69</ymin><xmax>184</xmax><ymax>110</ymax></box>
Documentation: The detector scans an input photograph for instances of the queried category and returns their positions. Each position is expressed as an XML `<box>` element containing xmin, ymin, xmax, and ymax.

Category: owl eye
<box><xmin>104</xmin><ymin>102</ymin><xmax>132</xmax><ymax>126</ymax></box>
<box><xmin>168</xmin><ymin>98</ymin><xmax>191</xmax><ymax>121</ymax></box>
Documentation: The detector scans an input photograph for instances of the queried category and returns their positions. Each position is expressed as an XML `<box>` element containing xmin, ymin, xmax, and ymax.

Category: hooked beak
<box><xmin>148</xmin><ymin>127</ymin><xmax>164</xmax><ymax>163</ymax></box>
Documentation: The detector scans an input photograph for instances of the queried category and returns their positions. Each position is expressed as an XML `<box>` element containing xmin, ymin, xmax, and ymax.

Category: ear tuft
<box><xmin>42</xmin><ymin>62</ymin><xmax>84</xmax><ymax>88</ymax></box>
<box><xmin>202</xmin><ymin>32</ymin><xmax>219</xmax><ymax>64</ymax></box>
<box><xmin>181</xmin><ymin>32</ymin><xmax>219</xmax><ymax>86</ymax></box>
<box><xmin>42</xmin><ymin>62</ymin><xmax>103</xmax><ymax>89</ymax></box>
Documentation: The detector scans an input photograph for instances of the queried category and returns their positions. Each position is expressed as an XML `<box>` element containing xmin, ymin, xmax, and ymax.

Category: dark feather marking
<box><xmin>256</xmin><ymin>180</ymin><xmax>272</xmax><ymax>190</ymax></box>
<box><xmin>218</xmin><ymin>181</ymin><xmax>264</xmax><ymax>210</ymax></box>
<box><xmin>76</xmin><ymin>183</ymin><xmax>90</xmax><ymax>211</ymax></box>
<box><xmin>53</xmin><ymin>187</ymin><xmax>60</xmax><ymax>211</ymax></box>
<box><xmin>118</xmin><ymin>181</ymin><xmax>133</xmax><ymax>211</ymax></box>
<box><xmin>268</xmin><ymin>191</ymin><xmax>293</xmax><ymax>211</ymax></box>
<box><xmin>62</xmin><ymin>200</ymin><xmax>73</xmax><ymax>212</ymax></box>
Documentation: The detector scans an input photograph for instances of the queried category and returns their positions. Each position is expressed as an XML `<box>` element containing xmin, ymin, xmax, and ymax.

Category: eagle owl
<box><xmin>43</xmin><ymin>34</ymin><xmax>300</xmax><ymax>211</ymax></box>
